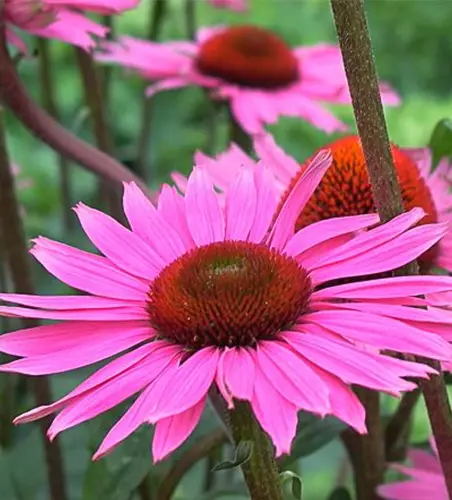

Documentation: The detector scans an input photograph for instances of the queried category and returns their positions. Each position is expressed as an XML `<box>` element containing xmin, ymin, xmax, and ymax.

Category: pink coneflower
<box><xmin>188</xmin><ymin>134</ymin><xmax>452</xmax><ymax>275</ymax></box>
<box><xmin>208</xmin><ymin>0</ymin><xmax>247</xmax><ymax>11</ymax></box>
<box><xmin>378</xmin><ymin>440</ymin><xmax>446</xmax><ymax>499</ymax></box>
<box><xmin>1</xmin><ymin>156</ymin><xmax>452</xmax><ymax>462</ymax></box>
<box><xmin>95</xmin><ymin>25</ymin><xmax>399</xmax><ymax>134</ymax></box>
<box><xmin>3</xmin><ymin>0</ymin><xmax>140</xmax><ymax>51</ymax></box>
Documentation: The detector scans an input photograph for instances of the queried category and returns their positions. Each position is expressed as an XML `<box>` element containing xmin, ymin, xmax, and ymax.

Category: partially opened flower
<box><xmin>378</xmin><ymin>440</ymin><xmax>446</xmax><ymax>500</ymax></box>
<box><xmin>1</xmin><ymin>155</ymin><xmax>452</xmax><ymax>462</ymax></box>
<box><xmin>3</xmin><ymin>0</ymin><xmax>140</xmax><ymax>51</ymax></box>
<box><xmin>188</xmin><ymin>134</ymin><xmax>452</xmax><ymax>275</ymax></box>
<box><xmin>208</xmin><ymin>0</ymin><xmax>247</xmax><ymax>11</ymax></box>
<box><xmin>95</xmin><ymin>25</ymin><xmax>399</xmax><ymax>134</ymax></box>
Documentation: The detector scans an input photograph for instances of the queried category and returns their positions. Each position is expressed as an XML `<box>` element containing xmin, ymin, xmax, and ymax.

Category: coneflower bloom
<box><xmin>1</xmin><ymin>156</ymin><xmax>452</xmax><ymax>462</ymax></box>
<box><xmin>378</xmin><ymin>440</ymin><xmax>446</xmax><ymax>499</ymax></box>
<box><xmin>188</xmin><ymin>134</ymin><xmax>452</xmax><ymax>275</ymax></box>
<box><xmin>95</xmin><ymin>25</ymin><xmax>399</xmax><ymax>134</ymax></box>
<box><xmin>3</xmin><ymin>0</ymin><xmax>140</xmax><ymax>51</ymax></box>
<box><xmin>208</xmin><ymin>0</ymin><xmax>247</xmax><ymax>11</ymax></box>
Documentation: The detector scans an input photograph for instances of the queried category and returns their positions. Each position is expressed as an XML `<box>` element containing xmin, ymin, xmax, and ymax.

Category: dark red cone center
<box><xmin>147</xmin><ymin>241</ymin><xmax>311</xmax><ymax>349</ymax></box>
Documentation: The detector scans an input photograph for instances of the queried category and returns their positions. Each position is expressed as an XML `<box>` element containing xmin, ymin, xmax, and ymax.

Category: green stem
<box><xmin>330</xmin><ymin>1</ymin><xmax>452</xmax><ymax>499</ymax></box>
<box><xmin>228</xmin><ymin>112</ymin><xmax>252</xmax><ymax>154</ymax></box>
<box><xmin>37</xmin><ymin>38</ymin><xmax>73</xmax><ymax>231</ymax></box>
<box><xmin>228</xmin><ymin>402</ymin><xmax>284</xmax><ymax>500</ymax></box>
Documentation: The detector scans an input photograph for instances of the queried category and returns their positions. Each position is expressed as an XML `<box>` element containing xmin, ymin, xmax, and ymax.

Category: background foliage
<box><xmin>2</xmin><ymin>0</ymin><xmax>452</xmax><ymax>498</ymax></box>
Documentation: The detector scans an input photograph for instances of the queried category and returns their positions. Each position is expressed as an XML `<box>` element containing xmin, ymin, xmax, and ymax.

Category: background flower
<box><xmin>1</xmin><ymin>154</ymin><xmax>452</xmax><ymax>462</ymax></box>
<box><xmin>95</xmin><ymin>24</ymin><xmax>399</xmax><ymax>134</ymax></box>
<box><xmin>3</xmin><ymin>0</ymin><xmax>140</xmax><ymax>51</ymax></box>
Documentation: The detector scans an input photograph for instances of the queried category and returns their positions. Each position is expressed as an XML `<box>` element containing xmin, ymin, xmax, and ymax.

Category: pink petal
<box><xmin>217</xmin><ymin>347</ymin><xmax>255</xmax><ymax>404</ymax></box>
<box><xmin>250</xmin><ymin>359</ymin><xmax>298</xmax><ymax>456</ymax></box>
<box><xmin>284</xmin><ymin>213</ymin><xmax>380</xmax><ymax>258</ymax></box>
<box><xmin>247</xmin><ymin>164</ymin><xmax>280</xmax><ymax>243</ymax></box>
<box><xmin>0</xmin><ymin>321</ymin><xmax>153</xmax><ymax>374</ymax></box>
<box><xmin>301</xmin><ymin>310</ymin><xmax>452</xmax><ymax>360</ymax></box>
<box><xmin>256</xmin><ymin>341</ymin><xmax>330</xmax><ymax>416</ymax></box>
<box><xmin>0</xmin><ymin>293</ymin><xmax>139</xmax><ymax>309</ymax></box>
<box><xmin>268</xmin><ymin>150</ymin><xmax>331</xmax><ymax>250</ymax></box>
<box><xmin>185</xmin><ymin>168</ymin><xmax>225</xmax><ymax>246</ymax></box>
<box><xmin>93</xmin><ymin>355</ymin><xmax>181</xmax><ymax>460</ymax></box>
<box><xmin>31</xmin><ymin>237</ymin><xmax>148</xmax><ymax>300</ymax></box>
<box><xmin>225</xmin><ymin>167</ymin><xmax>257</xmax><ymax>240</ymax></box>
<box><xmin>152</xmin><ymin>396</ymin><xmax>206</xmax><ymax>462</ymax></box>
<box><xmin>47</xmin><ymin>343</ymin><xmax>180</xmax><ymax>439</ymax></box>
<box><xmin>74</xmin><ymin>203</ymin><xmax>164</xmax><ymax>280</ymax></box>
<box><xmin>312</xmin><ymin>276</ymin><xmax>452</xmax><ymax>301</ymax></box>
<box><xmin>147</xmin><ymin>347</ymin><xmax>220</xmax><ymax>422</ymax></box>
<box><xmin>282</xmin><ymin>332</ymin><xmax>417</xmax><ymax>395</ymax></box>
<box><xmin>14</xmin><ymin>341</ymin><xmax>173</xmax><ymax>424</ymax></box>
<box><xmin>122</xmin><ymin>182</ymin><xmax>187</xmax><ymax>262</ymax></box>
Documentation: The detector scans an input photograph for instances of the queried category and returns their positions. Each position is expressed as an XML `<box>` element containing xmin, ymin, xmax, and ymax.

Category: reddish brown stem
<box><xmin>331</xmin><ymin>1</ymin><xmax>452</xmax><ymax>499</ymax></box>
<box><xmin>0</xmin><ymin>108</ymin><xmax>67</xmax><ymax>500</ymax></box>
<box><xmin>0</xmin><ymin>29</ymin><xmax>148</xmax><ymax>194</ymax></box>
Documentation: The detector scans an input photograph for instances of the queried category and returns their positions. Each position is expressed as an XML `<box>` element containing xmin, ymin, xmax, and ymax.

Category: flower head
<box><xmin>3</xmin><ymin>0</ymin><xmax>140</xmax><ymax>51</ymax></box>
<box><xmin>189</xmin><ymin>134</ymin><xmax>452</xmax><ymax>275</ymax></box>
<box><xmin>378</xmin><ymin>440</ymin><xmax>446</xmax><ymax>499</ymax></box>
<box><xmin>95</xmin><ymin>25</ymin><xmax>399</xmax><ymax>134</ymax></box>
<box><xmin>1</xmin><ymin>155</ymin><xmax>452</xmax><ymax>462</ymax></box>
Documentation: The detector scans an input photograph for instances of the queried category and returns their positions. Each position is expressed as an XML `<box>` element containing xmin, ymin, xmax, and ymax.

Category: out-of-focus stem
<box><xmin>36</xmin><ymin>38</ymin><xmax>73</xmax><ymax>230</ymax></box>
<box><xmin>74</xmin><ymin>47</ymin><xmax>123</xmax><ymax>219</ymax></box>
<box><xmin>185</xmin><ymin>0</ymin><xmax>196</xmax><ymax>41</ymax></box>
<box><xmin>0</xmin><ymin>108</ymin><xmax>67</xmax><ymax>500</ymax></box>
<box><xmin>330</xmin><ymin>1</ymin><xmax>452</xmax><ymax>499</ymax></box>
<box><xmin>156</xmin><ymin>428</ymin><xmax>228</xmax><ymax>500</ymax></box>
<box><xmin>385</xmin><ymin>389</ymin><xmax>420</xmax><ymax>461</ymax></box>
<box><xmin>101</xmin><ymin>15</ymin><xmax>115</xmax><ymax>105</ymax></box>
<box><xmin>136</xmin><ymin>0</ymin><xmax>167</xmax><ymax>181</ymax></box>
<box><xmin>0</xmin><ymin>28</ymin><xmax>149</xmax><ymax>194</ymax></box>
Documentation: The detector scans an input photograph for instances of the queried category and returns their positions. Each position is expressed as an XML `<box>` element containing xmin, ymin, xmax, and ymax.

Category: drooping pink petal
<box><xmin>282</xmin><ymin>332</ymin><xmax>418</xmax><ymax>395</ymax></box>
<box><xmin>152</xmin><ymin>396</ymin><xmax>206</xmax><ymax>462</ymax></box>
<box><xmin>250</xmin><ymin>359</ymin><xmax>298</xmax><ymax>456</ymax></box>
<box><xmin>147</xmin><ymin>347</ymin><xmax>220</xmax><ymax>422</ymax></box>
<box><xmin>256</xmin><ymin>341</ymin><xmax>330</xmax><ymax>416</ymax></box>
<box><xmin>217</xmin><ymin>347</ymin><xmax>255</xmax><ymax>405</ymax></box>
<box><xmin>0</xmin><ymin>293</ymin><xmax>141</xmax><ymax>309</ymax></box>
<box><xmin>47</xmin><ymin>343</ymin><xmax>181</xmax><ymax>439</ymax></box>
<box><xmin>301</xmin><ymin>310</ymin><xmax>452</xmax><ymax>360</ymax></box>
<box><xmin>30</xmin><ymin>237</ymin><xmax>148</xmax><ymax>300</ymax></box>
<box><xmin>74</xmin><ymin>203</ymin><xmax>164</xmax><ymax>279</ymax></box>
<box><xmin>312</xmin><ymin>275</ymin><xmax>452</xmax><ymax>302</ymax></box>
<box><xmin>0</xmin><ymin>322</ymin><xmax>153</xmax><ymax>374</ymax></box>
<box><xmin>14</xmin><ymin>341</ymin><xmax>175</xmax><ymax>425</ymax></box>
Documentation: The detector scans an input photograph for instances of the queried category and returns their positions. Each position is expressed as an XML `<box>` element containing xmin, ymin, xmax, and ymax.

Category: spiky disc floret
<box><xmin>147</xmin><ymin>241</ymin><xmax>311</xmax><ymax>349</ymax></box>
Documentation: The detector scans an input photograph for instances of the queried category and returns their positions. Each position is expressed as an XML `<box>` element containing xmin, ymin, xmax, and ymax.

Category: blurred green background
<box><xmin>2</xmin><ymin>0</ymin><xmax>452</xmax><ymax>498</ymax></box>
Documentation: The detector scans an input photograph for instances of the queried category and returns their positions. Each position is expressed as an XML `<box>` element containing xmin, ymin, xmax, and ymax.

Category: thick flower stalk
<box><xmin>2</xmin><ymin>0</ymin><xmax>140</xmax><ymax>51</ymax></box>
<box><xmin>95</xmin><ymin>24</ymin><xmax>399</xmax><ymax>134</ymax></box>
<box><xmin>0</xmin><ymin>155</ymin><xmax>451</xmax><ymax>480</ymax></box>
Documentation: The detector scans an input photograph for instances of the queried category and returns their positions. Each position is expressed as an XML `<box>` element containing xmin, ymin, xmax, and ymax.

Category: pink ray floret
<box><xmin>1</xmin><ymin>151</ymin><xmax>452</xmax><ymax>462</ymax></box>
<box><xmin>378</xmin><ymin>439</ymin><xmax>447</xmax><ymax>499</ymax></box>
<box><xmin>95</xmin><ymin>26</ymin><xmax>399</xmax><ymax>134</ymax></box>
<box><xmin>208</xmin><ymin>0</ymin><xmax>247</xmax><ymax>11</ymax></box>
<box><xmin>3</xmin><ymin>0</ymin><xmax>140</xmax><ymax>51</ymax></box>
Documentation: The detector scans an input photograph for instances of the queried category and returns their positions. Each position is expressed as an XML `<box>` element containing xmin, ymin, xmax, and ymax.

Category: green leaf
<box><xmin>328</xmin><ymin>486</ymin><xmax>352</xmax><ymax>500</ymax></box>
<box><xmin>280</xmin><ymin>471</ymin><xmax>303</xmax><ymax>499</ymax></box>
<box><xmin>82</xmin><ymin>424</ymin><xmax>153</xmax><ymax>500</ymax></box>
<box><xmin>428</xmin><ymin>118</ymin><xmax>452</xmax><ymax>169</ymax></box>
<box><xmin>279</xmin><ymin>414</ymin><xmax>346</xmax><ymax>468</ymax></box>
<box><xmin>212</xmin><ymin>440</ymin><xmax>253</xmax><ymax>472</ymax></box>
